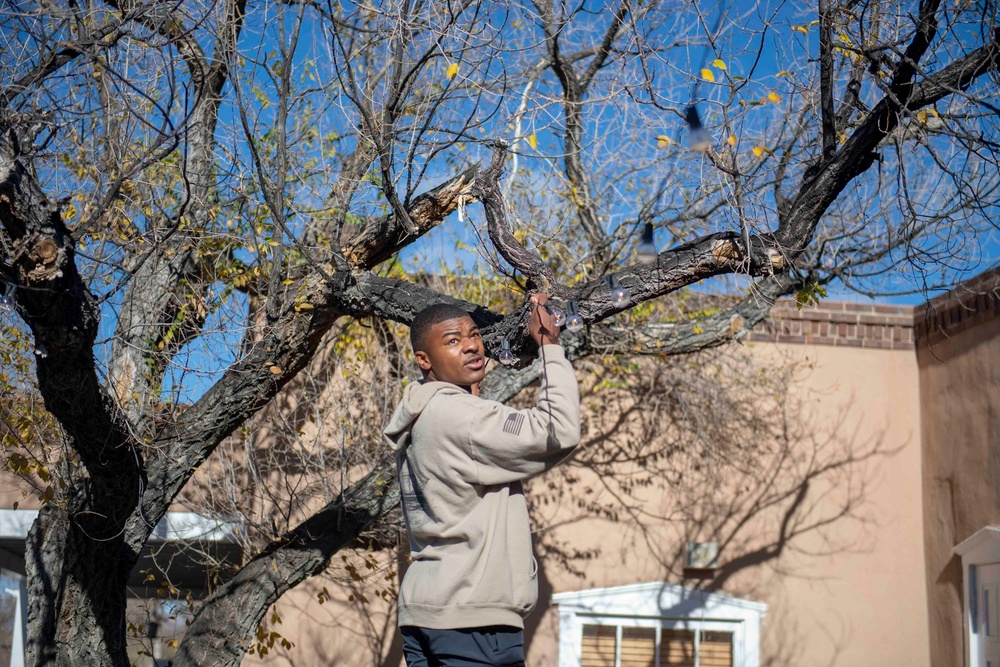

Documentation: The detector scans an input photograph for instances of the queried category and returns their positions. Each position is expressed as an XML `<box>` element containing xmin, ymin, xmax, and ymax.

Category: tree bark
<box><xmin>1</xmin><ymin>149</ymin><xmax>140</xmax><ymax>667</ymax></box>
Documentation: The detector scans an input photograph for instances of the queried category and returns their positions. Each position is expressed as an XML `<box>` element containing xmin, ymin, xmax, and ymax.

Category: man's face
<box><xmin>415</xmin><ymin>316</ymin><xmax>486</xmax><ymax>390</ymax></box>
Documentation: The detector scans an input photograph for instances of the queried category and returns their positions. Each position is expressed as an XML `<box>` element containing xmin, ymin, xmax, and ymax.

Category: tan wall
<box><xmin>237</xmin><ymin>339</ymin><xmax>930</xmax><ymax>667</ymax></box>
<box><xmin>919</xmin><ymin>313</ymin><xmax>1000</xmax><ymax>667</ymax></box>
<box><xmin>528</xmin><ymin>342</ymin><xmax>928</xmax><ymax>667</ymax></box>
<box><xmin>0</xmin><ymin>301</ymin><xmax>935</xmax><ymax>667</ymax></box>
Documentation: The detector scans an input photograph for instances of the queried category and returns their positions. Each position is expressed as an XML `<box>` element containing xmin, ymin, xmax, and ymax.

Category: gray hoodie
<box><xmin>383</xmin><ymin>344</ymin><xmax>580</xmax><ymax>630</ymax></box>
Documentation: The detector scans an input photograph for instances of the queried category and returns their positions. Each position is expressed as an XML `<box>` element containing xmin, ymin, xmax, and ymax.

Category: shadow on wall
<box><xmin>244</xmin><ymin>348</ymin><xmax>905</xmax><ymax>667</ymax></box>
<box><xmin>518</xmin><ymin>351</ymin><xmax>904</xmax><ymax>666</ymax></box>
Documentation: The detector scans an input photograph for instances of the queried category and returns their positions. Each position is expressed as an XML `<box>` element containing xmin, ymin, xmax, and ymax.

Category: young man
<box><xmin>383</xmin><ymin>295</ymin><xmax>580</xmax><ymax>667</ymax></box>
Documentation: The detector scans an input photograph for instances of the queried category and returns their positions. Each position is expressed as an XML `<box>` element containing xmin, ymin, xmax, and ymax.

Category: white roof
<box><xmin>552</xmin><ymin>580</ymin><xmax>767</xmax><ymax>619</ymax></box>
<box><xmin>0</xmin><ymin>509</ymin><xmax>238</xmax><ymax>543</ymax></box>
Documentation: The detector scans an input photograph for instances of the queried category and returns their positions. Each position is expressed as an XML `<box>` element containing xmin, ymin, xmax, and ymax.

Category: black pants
<box><xmin>401</xmin><ymin>625</ymin><xmax>526</xmax><ymax>666</ymax></box>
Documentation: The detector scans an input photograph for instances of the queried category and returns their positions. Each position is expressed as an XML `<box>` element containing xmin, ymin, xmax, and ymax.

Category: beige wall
<box><xmin>528</xmin><ymin>342</ymin><xmax>928</xmax><ymax>667</ymax></box>
<box><xmin>238</xmin><ymin>339</ymin><xmax>930</xmax><ymax>667</ymax></box>
<box><xmin>919</xmin><ymin>314</ymin><xmax>1000</xmax><ymax>667</ymax></box>
<box><xmin>0</xmin><ymin>302</ymin><xmax>937</xmax><ymax>667</ymax></box>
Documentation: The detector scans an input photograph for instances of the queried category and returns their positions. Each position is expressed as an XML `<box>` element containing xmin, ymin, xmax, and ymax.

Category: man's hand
<box><xmin>529</xmin><ymin>294</ymin><xmax>560</xmax><ymax>347</ymax></box>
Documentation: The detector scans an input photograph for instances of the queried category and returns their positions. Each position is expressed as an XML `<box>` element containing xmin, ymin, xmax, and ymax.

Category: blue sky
<box><xmin>7</xmin><ymin>0</ymin><xmax>998</xmax><ymax>404</ymax></box>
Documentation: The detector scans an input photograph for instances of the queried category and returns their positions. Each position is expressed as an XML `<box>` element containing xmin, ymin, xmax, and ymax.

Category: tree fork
<box><xmin>1</xmin><ymin>148</ymin><xmax>141</xmax><ymax>667</ymax></box>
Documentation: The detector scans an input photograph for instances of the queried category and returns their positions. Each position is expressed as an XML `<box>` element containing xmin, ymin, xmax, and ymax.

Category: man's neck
<box><xmin>423</xmin><ymin>372</ymin><xmax>476</xmax><ymax>395</ymax></box>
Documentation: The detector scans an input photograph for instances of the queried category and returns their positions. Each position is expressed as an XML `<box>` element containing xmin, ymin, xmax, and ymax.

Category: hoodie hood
<box><xmin>383</xmin><ymin>381</ymin><xmax>467</xmax><ymax>451</ymax></box>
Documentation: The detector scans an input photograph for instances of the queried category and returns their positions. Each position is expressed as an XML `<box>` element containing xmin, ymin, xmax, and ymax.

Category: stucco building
<box><xmin>1</xmin><ymin>266</ymin><xmax>999</xmax><ymax>667</ymax></box>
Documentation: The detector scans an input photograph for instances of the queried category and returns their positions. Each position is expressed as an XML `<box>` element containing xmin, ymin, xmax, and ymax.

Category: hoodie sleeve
<box><xmin>458</xmin><ymin>344</ymin><xmax>581</xmax><ymax>485</ymax></box>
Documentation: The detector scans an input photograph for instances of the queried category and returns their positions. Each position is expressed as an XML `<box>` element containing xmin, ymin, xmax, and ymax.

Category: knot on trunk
<box><xmin>14</xmin><ymin>233</ymin><xmax>66</xmax><ymax>282</ymax></box>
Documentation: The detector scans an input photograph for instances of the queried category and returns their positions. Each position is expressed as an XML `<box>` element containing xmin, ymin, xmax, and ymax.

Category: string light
<box><xmin>636</xmin><ymin>223</ymin><xmax>658</xmax><ymax>264</ymax></box>
<box><xmin>685</xmin><ymin>105</ymin><xmax>712</xmax><ymax>152</ymax></box>
<box><xmin>564</xmin><ymin>301</ymin><xmax>584</xmax><ymax>333</ymax></box>
<box><xmin>498</xmin><ymin>339</ymin><xmax>517</xmax><ymax>366</ymax></box>
<box><xmin>685</xmin><ymin>0</ymin><xmax>732</xmax><ymax>155</ymax></box>
<box><xmin>0</xmin><ymin>283</ymin><xmax>15</xmax><ymax>314</ymax></box>
<box><xmin>607</xmin><ymin>275</ymin><xmax>630</xmax><ymax>308</ymax></box>
<box><xmin>544</xmin><ymin>303</ymin><xmax>567</xmax><ymax>328</ymax></box>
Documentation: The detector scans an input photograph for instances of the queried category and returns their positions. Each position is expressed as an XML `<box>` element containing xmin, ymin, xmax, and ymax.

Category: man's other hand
<box><xmin>529</xmin><ymin>294</ymin><xmax>560</xmax><ymax>347</ymax></box>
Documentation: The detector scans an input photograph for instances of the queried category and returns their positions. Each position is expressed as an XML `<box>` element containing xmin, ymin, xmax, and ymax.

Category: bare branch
<box><xmin>172</xmin><ymin>462</ymin><xmax>399</xmax><ymax>667</ymax></box>
<box><xmin>818</xmin><ymin>0</ymin><xmax>838</xmax><ymax>161</ymax></box>
<box><xmin>474</xmin><ymin>141</ymin><xmax>560</xmax><ymax>291</ymax></box>
<box><xmin>344</xmin><ymin>164</ymin><xmax>481</xmax><ymax>268</ymax></box>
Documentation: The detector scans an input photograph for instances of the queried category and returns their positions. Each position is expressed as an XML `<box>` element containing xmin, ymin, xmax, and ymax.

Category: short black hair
<box><xmin>410</xmin><ymin>304</ymin><xmax>475</xmax><ymax>352</ymax></box>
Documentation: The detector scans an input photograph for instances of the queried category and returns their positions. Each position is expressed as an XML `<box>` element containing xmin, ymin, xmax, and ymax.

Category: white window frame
<box><xmin>552</xmin><ymin>581</ymin><xmax>766</xmax><ymax>667</ymax></box>
<box><xmin>954</xmin><ymin>525</ymin><xmax>1000</xmax><ymax>667</ymax></box>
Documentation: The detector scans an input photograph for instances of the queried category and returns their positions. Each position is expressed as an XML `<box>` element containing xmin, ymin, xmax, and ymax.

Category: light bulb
<box><xmin>635</xmin><ymin>222</ymin><xmax>658</xmax><ymax>264</ymax></box>
<box><xmin>0</xmin><ymin>283</ymin><xmax>15</xmax><ymax>314</ymax></box>
<box><xmin>608</xmin><ymin>275</ymin><xmax>630</xmax><ymax>308</ymax></box>
<box><xmin>544</xmin><ymin>303</ymin><xmax>567</xmax><ymax>328</ymax></box>
<box><xmin>564</xmin><ymin>301</ymin><xmax>585</xmax><ymax>333</ymax></box>
<box><xmin>685</xmin><ymin>105</ymin><xmax>711</xmax><ymax>152</ymax></box>
<box><xmin>498</xmin><ymin>339</ymin><xmax>517</xmax><ymax>366</ymax></box>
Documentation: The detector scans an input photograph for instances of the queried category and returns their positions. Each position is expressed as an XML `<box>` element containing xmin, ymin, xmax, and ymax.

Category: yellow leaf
<box><xmin>294</xmin><ymin>302</ymin><xmax>315</xmax><ymax>312</ymax></box>
<box><xmin>656</xmin><ymin>135</ymin><xmax>673</xmax><ymax>148</ymax></box>
<box><xmin>727</xmin><ymin>135</ymin><xmax>737</xmax><ymax>146</ymax></box>
<box><xmin>700</xmin><ymin>68</ymin><xmax>715</xmax><ymax>83</ymax></box>
<box><xmin>916</xmin><ymin>109</ymin><xmax>928</xmax><ymax>124</ymax></box>
<box><xmin>792</xmin><ymin>25</ymin><xmax>809</xmax><ymax>35</ymax></box>
<box><xmin>928</xmin><ymin>107</ymin><xmax>939</xmax><ymax>118</ymax></box>
<box><xmin>63</xmin><ymin>203</ymin><xmax>78</xmax><ymax>221</ymax></box>
<box><xmin>712</xmin><ymin>59</ymin><xmax>727</xmax><ymax>71</ymax></box>
<box><xmin>527</xmin><ymin>134</ymin><xmax>537</xmax><ymax>149</ymax></box>
<box><xmin>446</xmin><ymin>62</ymin><xmax>459</xmax><ymax>80</ymax></box>
<box><xmin>838</xmin><ymin>132</ymin><xmax>848</xmax><ymax>145</ymax></box>
<box><xmin>767</xmin><ymin>91</ymin><xmax>781</xmax><ymax>103</ymax></box>
<box><xmin>269</xmin><ymin>365</ymin><xmax>282</xmax><ymax>375</ymax></box>
<box><xmin>776</xmin><ymin>70</ymin><xmax>791</xmax><ymax>77</ymax></box>
<box><xmin>752</xmin><ymin>146</ymin><xmax>764</xmax><ymax>158</ymax></box>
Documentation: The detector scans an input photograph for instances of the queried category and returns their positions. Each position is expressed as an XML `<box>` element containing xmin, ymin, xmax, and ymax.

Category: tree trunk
<box><xmin>26</xmin><ymin>505</ymin><xmax>136</xmax><ymax>667</ymax></box>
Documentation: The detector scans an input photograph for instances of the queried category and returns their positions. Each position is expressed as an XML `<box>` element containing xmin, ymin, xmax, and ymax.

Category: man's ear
<box><xmin>415</xmin><ymin>350</ymin><xmax>432</xmax><ymax>372</ymax></box>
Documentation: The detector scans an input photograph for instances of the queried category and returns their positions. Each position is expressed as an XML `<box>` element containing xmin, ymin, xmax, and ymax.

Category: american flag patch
<box><xmin>502</xmin><ymin>413</ymin><xmax>525</xmax><ymax>436</ymax></box>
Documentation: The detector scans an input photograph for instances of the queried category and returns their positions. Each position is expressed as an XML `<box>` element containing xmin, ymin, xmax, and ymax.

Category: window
<box><xmin>0</xmin><ymin>569</ymin><xmax>25</xmax><ymax>667</ymax></box>
<box><xmin>581</xmin><ymin>624</ymin><xmax>616</xmax><ymax>666</ymax></box>
<box><xmin>698</xmin><ymin>631</ymin><xmax>734</xmax><ymax>667</ymax></box>
<box><xmin>581</xmin><ymin>623</ymin><xmax>733</xmax><ymax>667</ymax></box>
<box><xmin>553</xmin><ymin>582</ymin><xmax>765</xmax><ymax>667</ymax></box>
<box><xmin>955</xmin><ymin>526</ymin><xmax>1000</xmax><ymax>667</ymax></box>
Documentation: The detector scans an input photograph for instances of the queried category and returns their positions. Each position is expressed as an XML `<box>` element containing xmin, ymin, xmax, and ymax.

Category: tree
<box><xmin>0</xmin><ymin>0</ymin><xmax>997</xmax><ymax>664</ymax></box>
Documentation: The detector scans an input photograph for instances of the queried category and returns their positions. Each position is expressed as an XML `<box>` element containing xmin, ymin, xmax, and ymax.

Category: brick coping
<box><xmin>752</xmin><ymin>298</ymin><xmax>915</xmax><ymax>350</ymax></box>
<box><xmin>912</xmin><ymin>266</ymin><xmax>1000</xmax><ymax>346</ymax></box>
<box><xmin>751</xmin><ymin>266</ymin><xmax>1000</xmax><ymax>350</ymax></box>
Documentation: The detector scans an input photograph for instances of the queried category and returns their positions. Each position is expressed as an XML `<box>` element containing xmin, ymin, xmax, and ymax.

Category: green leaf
<box><xmin>795</xmin><ymin>282</ymin><xmax>828</xmax><ymax>310</ymax></box>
